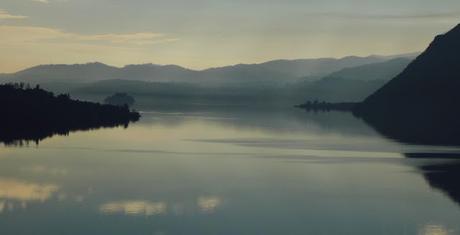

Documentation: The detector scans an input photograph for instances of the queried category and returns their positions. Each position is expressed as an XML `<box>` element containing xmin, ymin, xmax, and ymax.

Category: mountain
<box><xmin>290</xmin><ymin>57</ymin><xmax>413</xmax><ymax>102</ymax></box>
<box><xmin>200</xmin><ymin>54</ymin><xmax>411</xmax><ymax>85</ymax></box>
<box><xmin>72</xmin><ymin>79</ymin><xmax>203</xmax><ymax>97</ymax></box>
<box><xmin>323</xmin><ymin>58</ymin><xmax>412</xmax><ymax>81</ymax></box>
<box><xmin>118</xmin><ymin>64</ymin><xmax>198</xmax><ymax>83</ymax></box>
<box><xmin>258</xmin><ymin>55</ymin><xmax>395</xmax><ymax>78</ymax></box>
<box><xmin>71</xmin><ymin>54</ymin><xmax>411</xmax><ymax>105</ymax></box>
<box><xmin>26</xmin><ymin>55</ymin><xmax>414</xmax><ymax>104</ymax></box>
<box><xmin>0</xmin><ymin>62</ymin><xmax>196</xmax><ymax>84</ymax></box>
<box><xmin>70</xmin><ymin>79</ymin><xmax>287</xmax><ymax>104</ymax></box>
<box><xmin>355</xmin><ymin>23</ymin><xmax>460</xmax><ymax>145</ymax></box>
<box><xmin>0</xmin><ymin>53</ymin><xmax>419</xmax><ymax>106</ymax></box>
<box><xmin>292</xmin><ymin>77</ymin><xmax>388</xmax><ymax>102</ymax></box>
<box><xmin>0</xmin><ymin>54</ymin><xmax>412</xmax><ymax>86</ymax></box>
<box><xmin>5</xmin><ymin>62</ymin><xmax>119</xmax><ymax>83</ymax></box>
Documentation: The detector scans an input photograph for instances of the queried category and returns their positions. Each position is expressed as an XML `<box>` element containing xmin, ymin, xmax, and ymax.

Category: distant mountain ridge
<box><xmin>0</xmin><ymin>53</ymin><xmax>417</xmax><ymax>85</ymax></box>
<box><xmin>68</xmin><ymin>53</ymin><xmax>414</xmax><ymax>104</ymax></box>
<box><xmin>323</xmin><ymin>58</ymin><xmax>412</xmax><ymax>81</ymax></box>
<box><xmin>256</xmin><ymin>54</ymin><xmax>414</xmax><ymax>78</ymax></box>
<box><xmin>288</xmin><ymin>57</ymin><xmax>412</xmax><ymax>102</ymax></box>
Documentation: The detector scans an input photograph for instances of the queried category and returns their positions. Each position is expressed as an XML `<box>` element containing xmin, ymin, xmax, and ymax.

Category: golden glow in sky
<box><xmin>0</xmin><ymin>0</ymin><xmax>460</xmax><ymax>72</ymax></box>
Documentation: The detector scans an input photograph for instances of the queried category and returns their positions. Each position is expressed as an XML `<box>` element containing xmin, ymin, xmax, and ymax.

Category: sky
<box><xmin>0</xmin><ymin>0</ymin><xmax>460</xmax><ymax>73</ymax></box>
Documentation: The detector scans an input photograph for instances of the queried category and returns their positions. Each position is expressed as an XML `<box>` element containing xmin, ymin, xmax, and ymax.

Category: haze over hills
<box><xmin>0</xmin><ymin>53</ymin><xmax>417</xmax><ymax>86</ymax></box>
<box><xmin>322</xmin><ymin>58</ymin><xmax>412</xmax><ymax>82</ymax></box>
<box><xmin>62</xmin><ymin>54</ymin><xmax>412</xmax><ymax>105</ymax></box>
<box><xmin>355</xmin><ymin>23</ymin><xmax>460</xmax><ymax>145</ymax></box>
<box><xmin>293</xmin><ymin>78</ymin><xmax>388</xmax><ymax>103</ymax></box>
<box><xmin>0</xmin><ymin>52</ymin><xmax>417</xmax><ymax>105</ymax></box>
<box><xmin>256</xmin><ymin>54</ymin><xmax>415</xmax><ymax>78</ymax></box>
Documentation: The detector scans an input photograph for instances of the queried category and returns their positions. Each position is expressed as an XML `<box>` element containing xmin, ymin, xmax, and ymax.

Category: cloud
<box><xmin>32</xmin><ymin>0</ymin><xmax>50</xmax><ymax>3</ymax></box>
<box><xmin>32</xmin><ymin>0</ymin><xmax>71</xmax><ymax>3</ymax></box>
<box><xmin>77</xmin><ymin>32</ymin><xmax>178</xmax><ymax>45</ymax></box>
<box><xmin>0</xmin><ymin>25</ymin><xmax>178</xmax><ymax>46</ymax></box>
<box><xmin>0</xmin><ymin>9</ymin><xmax>27</xmax><ymax>20</ymax></box>
<box><xmin>313</xmin><ymin>11</ymin><xmax>460</xmax><ymax>20</ymax></box>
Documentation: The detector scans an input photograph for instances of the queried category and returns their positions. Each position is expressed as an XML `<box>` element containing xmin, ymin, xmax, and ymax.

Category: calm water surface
<box><xmin>1</xmin><ymin>107</ymin><xmax>460</xmax><ymax>234</ymax></box>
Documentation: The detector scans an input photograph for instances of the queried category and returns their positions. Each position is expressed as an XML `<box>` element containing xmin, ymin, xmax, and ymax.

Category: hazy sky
<box><xmin>0</xmin><ymin>0</ymin><xmax>459</xmax><ymax>72</ymax></box>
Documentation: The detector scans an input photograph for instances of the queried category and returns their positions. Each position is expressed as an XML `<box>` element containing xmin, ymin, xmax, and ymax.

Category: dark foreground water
<box><xmin>1</xmin><ymin>107</ymin><xmax>460</xmax><ymax>235</ymax></box>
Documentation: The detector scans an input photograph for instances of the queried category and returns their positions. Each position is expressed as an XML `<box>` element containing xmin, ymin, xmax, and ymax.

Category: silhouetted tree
<box><xmin>0</xmin><ymin>83</ymin><xmax>140</xmax><ymax>146</ymax></box>
<box><xmin>104</xmin><ymin>93</ymin><xmax>136</xmax><ymax>107</ymax></box>
<box><xmin>296</xmin><ymin>100</ymin><xmax>356</xmax><ymax>112</ymax></box>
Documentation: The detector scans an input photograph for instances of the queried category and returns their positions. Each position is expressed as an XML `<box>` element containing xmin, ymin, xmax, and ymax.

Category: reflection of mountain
<box><xmin>355</xmin><ymin>24</ymin><xmax>460</xmax><ymax>145</ymax></box>
<box><xmin>422</xmin><ymin>162</ymin><xmax>460</xmax><ymax>205</ymax></box>
<box><xmin>293</xmin><ymin>58</ymin><xmax>411</xmax><ymax>102</ymax></box>
<box><xmin>406</xmin><ymin>153</ymin><xmax>460</xmax><ymax>206</ymax></box>
<box><xmin>139</xmin><ymin>106</ymin><xmax>380</xmax><ymax>138</ymax></box>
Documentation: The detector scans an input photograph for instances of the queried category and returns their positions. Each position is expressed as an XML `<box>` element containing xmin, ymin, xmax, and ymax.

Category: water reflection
<box><xmin>0</xmin><ymin>121</ymin><xmax>134</xmax><ymax>147</ymax></box>
<box><xmin>100</xmin><ymin>201</ymin><xmax>167</xmax><ymax>216</ymax></box>
<box><xmin>0</xmin><ymin>178</ymin><xmax>59</xmax><ymax>214</ymax></box>
<box><xmin>0</xmin><ymin>178</ymin><xmax>58</xmax><ymax>202</ymax></box>
<box><xmin>419</xmin><ymin>224</ymin><xmax>451</xmax><ymax>235</ymax></box>
<box><xmin>411</xmin><ymin>156</ymin><xmax>460</xmax><ymax>206</ymax></box>
<box><xmin>197</xmin><ymin>196</ymin><xmax>222</xmax><ymax>213</ymax></box>
<box><xmin>0</xmin><ymin>107</ymin><xmax>460</xmax><ymax>234</ymax></box>
<box><xmin>361</xmin><ymin>114</ymin><xmax>460</xmax><ymax>208</ymax></box>
<box><xmin>141</xmin><ymin>106</ymin><xmax>378</xmax><ymax>137</ymax></box>
<box><xmin>99</xmin><ymin>196</ymin><xmax>223</xmax><ymax>217</ymax></box>
<box><xmin>21</xmin><ymin>165</ymin><xmax>68</xmax><ymax>176</ymax></box>
<box><xmin>356</xmin><ymin>110</ymin><xmax>460</xmax><ymax>146</ymax></box>
<box><xmin>0</xmin><ymin>201</ymin><xmax>27</xmax><ymax>214</ymax></box>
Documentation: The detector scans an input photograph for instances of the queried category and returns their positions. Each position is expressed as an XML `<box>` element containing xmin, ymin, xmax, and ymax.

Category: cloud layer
<box><xmin>0</xmin><ymin>0</ymin><xmax>459</xmax><ymax>72</ymax></box>
<box><xmin>0</xmin><ymin>9</ymin><xmax>27</xmax><ymax>20</ymax></box>
<box><xmin>0</xmin><ymin>25</ymin><xmax>177</xmax><ymax>46</ymax></box>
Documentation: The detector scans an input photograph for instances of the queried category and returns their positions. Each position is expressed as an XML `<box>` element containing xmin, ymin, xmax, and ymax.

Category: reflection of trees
<box><xmin>296</xmin><ymin>100</ymin><xmax>356</xmax><ymax>112</ymax></box>
<box><xmin>104</xmin><ymin>93</ymin><xmax>135</xmax><ymax>107</ymax></box>
<box><xmin>138</xmin><ymin>106</ymin><xmax>377</xmax><ymax>137</ymax></box>
<box><xmin>0</xmin><ymin>122</ymin><xmax>130</xmax><ymax>147</ymax></box>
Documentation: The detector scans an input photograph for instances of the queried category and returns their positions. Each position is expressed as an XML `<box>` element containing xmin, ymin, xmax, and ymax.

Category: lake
<box><xmin>1</xmin><ymin>106</ymin><xmax>460</xmax><ymax>235</ymax></box>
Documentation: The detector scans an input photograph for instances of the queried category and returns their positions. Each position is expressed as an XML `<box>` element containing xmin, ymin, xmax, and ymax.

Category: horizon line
<box><xmin>2</xmin><ymin>51</ymin><xmax>420</xmax><ymax>74</ymax></box>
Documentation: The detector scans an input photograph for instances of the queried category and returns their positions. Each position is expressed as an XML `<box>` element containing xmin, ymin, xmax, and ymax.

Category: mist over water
<box><xmin>1</xmin><ymin>106</ymin><xmax>459</xmax><ymax>235</ymax></box>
